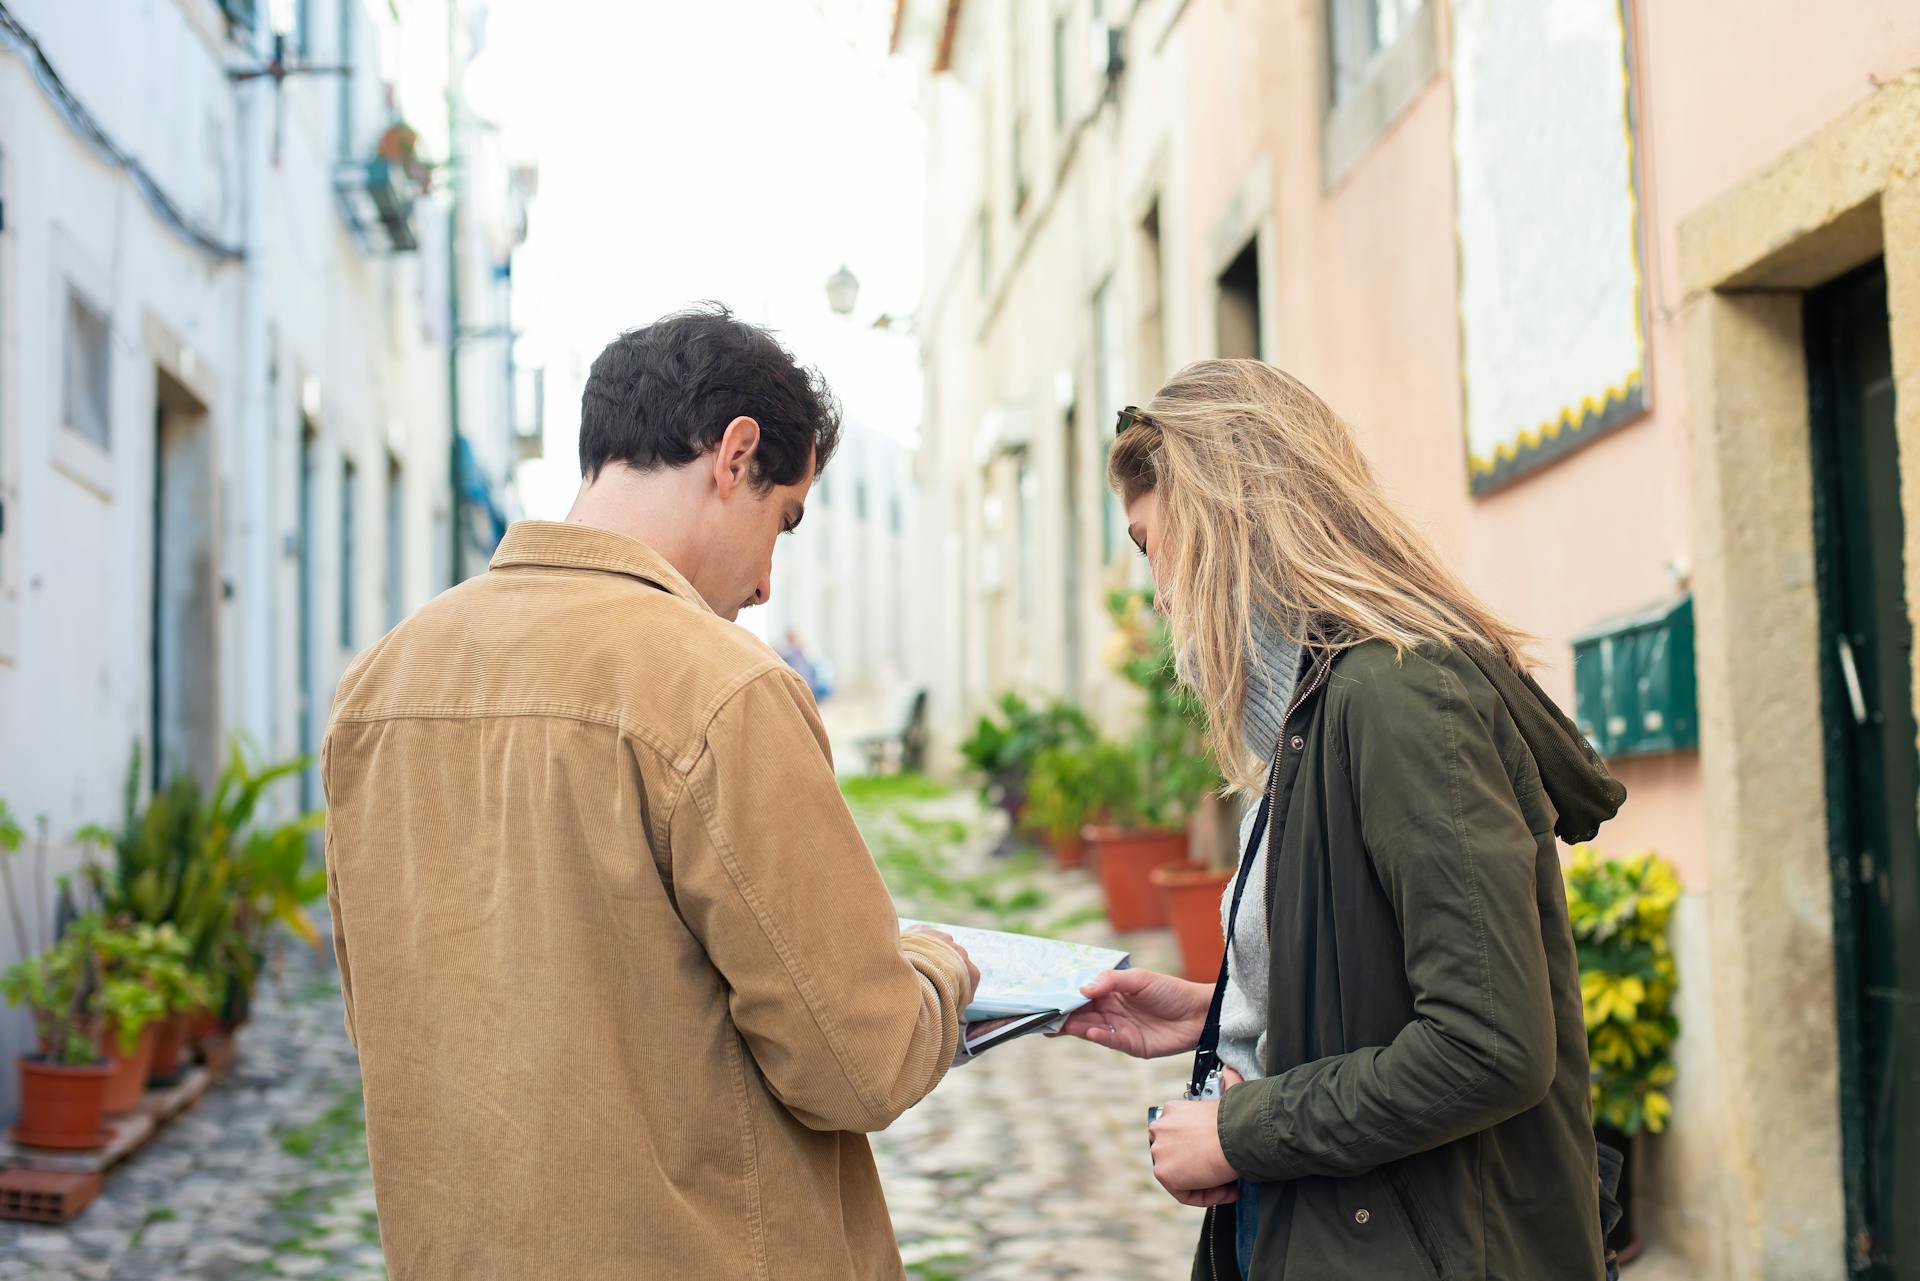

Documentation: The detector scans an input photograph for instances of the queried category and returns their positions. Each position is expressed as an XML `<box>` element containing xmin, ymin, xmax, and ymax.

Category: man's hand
<box><xmin>1147</xmin><ymin>1097</ymin><xmax>1238</xmax><ymax>1198</ymax></box>
<box><xmin>1055</xmin><ymin>968</ymin><xmax>1212</xmax><ymax>1059</ymax></box>
<box><xmin>902</xmin><ymin>926</ymin><xmax>979</xmax><ymax>1002</ymax></box>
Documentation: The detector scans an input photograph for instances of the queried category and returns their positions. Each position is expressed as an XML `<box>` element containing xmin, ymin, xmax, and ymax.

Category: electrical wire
<box><xmin>0</xmin><ymin>0</ymin><xmax>246</xmax><ymax>262</ymax></box>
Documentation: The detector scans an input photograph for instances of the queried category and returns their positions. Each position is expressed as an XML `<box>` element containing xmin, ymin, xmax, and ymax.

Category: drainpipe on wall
<box><xmin>234</xmin><ymin>9</ymin><xmax>276</xmax><ymax>767</ymax></box>
<box><xmin>336</xmin><ymin>0</ymin><xmax>352</xmax><ymax>162</ymax></box>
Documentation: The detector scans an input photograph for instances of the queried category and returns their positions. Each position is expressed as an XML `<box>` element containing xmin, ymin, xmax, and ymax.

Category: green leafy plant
<box><xmin>1022</xmin><ymin>744</ymin><xmax>1104</xmax><ymax>843</ymax></box>
<box><xmin>1565</xmin><ymin>845</ymin><xmax>1681</xmax><ymax>1136</ymax></box>
<box><xmin>84</xmin><ymin>919</ymin><xmax>207</xmax><ymax>1056</ymax></box>
<box><xmin>113</xmin><ymin>923</ymin><xmax>212</xmax><ymax>1019</ymax></box>
<box><xmin>0</xmin><ymin>799</ymin><xmax>27</xmax><ymax>964</ymax></box>
<box><xmin>1</xmin><ymin>918</ymin><xmax>104</xmax><ymax>1065</ymax></box>
<box><xmin>1099</xmin><ymin>590</ymin><xmax>1222</xmax><ymax>834</ymax></box>
<box><xmin>83</xmin><ymin>741</ymin><xmax>324</xmax><ymax>1020</ymax></box>
<box><xmin>958</xmin><ymin>693</ymin><xmax>1095</xmax><ymax>804</ymax></box>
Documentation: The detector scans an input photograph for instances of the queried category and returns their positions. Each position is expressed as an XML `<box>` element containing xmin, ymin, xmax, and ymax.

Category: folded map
<box><xmin>900</xmin><ymin>919</ymin><xmax>1131</xmax><ymax>1056</ymax></box>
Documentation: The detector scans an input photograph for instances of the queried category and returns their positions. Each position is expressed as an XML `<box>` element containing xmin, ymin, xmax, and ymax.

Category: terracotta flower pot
<box><xmin>189</xmin><ymin>1009</ymin><xmax>219</xmax><ymax>1050</ymax></box>
<box><xmin>97</xmin><ymin>1022</ymin><xmax>160</xmax><ymax>1116</ymax></box>
<box><xmin>11</xmin><ymin>1056</ymin><xmax>114</xmax><ymax>1150</ymax></box>
<box><xmin>1050</xmin><ymin>830</ymin><xmax>1087</xmax><ymax>870</ymax></box>
<box><xmin>1083</xmin><ymin>825</ymin><xmax>1187</xmax><ymax>931</ymax></box>
<box><xmin>148</xmin><ymin>1013</ymin><xmax>190</xmax><ymax>1085</ymax></box>
<box><xmin>1151</xmin><ymin>861</ymin><xmax>1234</xmax><ymax>980</ymax></box>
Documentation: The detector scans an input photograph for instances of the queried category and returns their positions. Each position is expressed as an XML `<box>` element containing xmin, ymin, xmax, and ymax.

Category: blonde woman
<box><xmin>1060</xmin><ymin>360</ymin><xmax>1627</xmax><ymax>1281</ymax></box>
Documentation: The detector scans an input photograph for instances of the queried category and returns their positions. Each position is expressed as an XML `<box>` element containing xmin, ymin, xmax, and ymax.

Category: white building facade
<box><xmin>0</xmin><ymin>0</ymin><xmax>530</xmax><ymax>1114</ymax></box>
<box><xmin>760</xmin><ymin>319</ymin><xmax>919</xmax><ymax>738</ymax></box>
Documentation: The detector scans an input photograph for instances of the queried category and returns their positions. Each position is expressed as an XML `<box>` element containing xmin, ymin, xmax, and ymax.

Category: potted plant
<box><xmin>90</xmin><ymin>921</ymin><xmax>173</xmax><ymax>1114</ymax></box>
<box><xmin>83</xmin><ymin>743</ymin><xmax>324</xmax><ymax>1047</ymax></box>
<box><xmin>2</xmin><ymin>923</ymin><xmax>113</xmax><ymax>1149</ymax></box>
<box><xmin>1565</xmin><ymin>844</ymin><xmax>1681</xmax><ymax>1265</ymax></box>
<box><xmin>1149</xmin><ymin>858</ymin><xmax>1234</xmax><ymax>979</ymax></box>
<box><xmin>221</xmin><ymin>779</ymin><xmax>328</xmax><ymax>1023</ymax></box>
<box><xmin>1021</xmin><ymin>744</ymin><xmax>1101</xmax><ymax>869</ymax></box>
<box><xmin>186</xmin><ymin>966</ymin><xmax>223</xmax><ymax>1056</ymax></box>
<box><xmin>131</xmin><ymin>924</ymin><xmax>208</xmax><ymax>1085</ymax></box>
<box><xmin>1078</xmin><ymin>740</ymin><xmax>1186</xmax><ymax>930</ymax></box>
<box><xmin>958</xmin><ymin>693</ymin><xmax>1093</xmax><ymax>848</ymax></box>
<box><xmin>2</xmin><ymin>805</ymin><xmax>114</xmax><ymax>1148</ymax></box>
<box><xmin>377</xmin><ymin>121</ymin><xmax>435</xmax><ymax>192</ymax></box>
<box><xmin>1085</xmin><ymin>590</ymin><xmax>1224</xmax><ymax>941</ymax></box>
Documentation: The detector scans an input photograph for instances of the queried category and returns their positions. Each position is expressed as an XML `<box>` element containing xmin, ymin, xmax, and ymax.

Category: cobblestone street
<box><xmin>1</xmin><ymin>780</ymin><xmax>1202</xmax><ymax>1279</ymax></box>
<box><xmin>0</xmin><ymin>945</ymin><xmax>382</xmax><ymax>1281</ymax></box>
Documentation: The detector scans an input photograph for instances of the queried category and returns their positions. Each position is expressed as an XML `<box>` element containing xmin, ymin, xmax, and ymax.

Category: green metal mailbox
<box><xmin>1572</xmin><ymin>594</ymin><xmax>1698</xmax><ymax>758</ymax></box>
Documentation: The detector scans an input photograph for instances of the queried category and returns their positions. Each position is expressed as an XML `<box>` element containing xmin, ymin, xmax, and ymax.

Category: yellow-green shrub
<box><xmin>1565</xmin><ymin>845</ymin><xmax>1681</xmax><ymax>1135</ymax></box>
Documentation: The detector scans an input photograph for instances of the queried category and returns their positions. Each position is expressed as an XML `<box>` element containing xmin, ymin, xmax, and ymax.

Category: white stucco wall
<box><xmin>0</xmin><ymin>0</ymin><xmax>502</xmax><ymax>1121</ymax></box>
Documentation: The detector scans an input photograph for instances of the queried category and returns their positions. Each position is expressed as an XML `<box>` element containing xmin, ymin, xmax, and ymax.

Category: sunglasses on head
<box><xmin>1115</xmin><ymin>405</ymin><xmax>1156</xmax><ymax>437</ymax></box>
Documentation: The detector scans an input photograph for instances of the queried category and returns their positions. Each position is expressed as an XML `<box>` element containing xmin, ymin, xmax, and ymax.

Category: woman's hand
<box><xmin>1148</xmin><ymin>1097</ymin><xmax>1239</xmax><ymax>1196</ymax></box>
<box><xmin>1054</xmin><ymin>968</ymin><xmax>1213</xmax><ymax>1059</ymax></box>
<box><xmin>1160</xmin><ymin>1067</ymin><xmax>1244</xmax><ymax>1207</ymax></box>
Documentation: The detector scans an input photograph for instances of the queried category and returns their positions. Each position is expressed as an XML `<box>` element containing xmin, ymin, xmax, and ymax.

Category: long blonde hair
<box><xmin>1108</xmin><ymin>359</ymin><xmax>1531</xmax><ymax>791</ymax></box>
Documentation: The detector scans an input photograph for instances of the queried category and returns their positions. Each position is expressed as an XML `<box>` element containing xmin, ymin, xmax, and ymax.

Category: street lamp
<box><xmin>825</xmin><ymin>263</ymin><xmax>860</xmax><ymax>317</ymax></box>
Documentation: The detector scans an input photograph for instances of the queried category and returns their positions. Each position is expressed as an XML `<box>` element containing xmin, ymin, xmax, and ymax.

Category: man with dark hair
<box><xmin>323</xmin><ymin>305</ymin><xmax>977</xmax><ymax>1280</ymax></box>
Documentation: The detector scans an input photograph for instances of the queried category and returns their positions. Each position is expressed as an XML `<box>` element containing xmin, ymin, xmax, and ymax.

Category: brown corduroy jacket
<box><xmin>323</xmin><ymin>521</ymin><xmax>971</xmax><ymax>1281</ymax></box>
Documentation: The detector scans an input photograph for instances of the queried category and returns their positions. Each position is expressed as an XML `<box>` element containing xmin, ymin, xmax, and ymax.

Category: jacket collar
<box><xmin>488</xmin><ymin>521</ymin><xmax>714</xmax><ymax>616</ymax></box>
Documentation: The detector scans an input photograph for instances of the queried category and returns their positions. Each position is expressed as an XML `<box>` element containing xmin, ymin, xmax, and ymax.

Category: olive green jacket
<box><xmin>1196</xmin><ymin>642</ymin><xmax>1624</xmax><ymax>1281</ymax></box>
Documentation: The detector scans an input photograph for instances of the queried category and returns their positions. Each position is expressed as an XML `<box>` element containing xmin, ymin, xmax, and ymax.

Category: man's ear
<box><xmin>711</xmin><ymin>416</ymin><xmax>762</xmax><ymax>499</ymax></box>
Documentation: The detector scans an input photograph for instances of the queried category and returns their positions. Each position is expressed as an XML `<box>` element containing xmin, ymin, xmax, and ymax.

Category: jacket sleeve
<box><xmin>666</xmin><ymin>667</ymin><xmax>971</xmax><ymax>1133</ymax></box>
<box><xmin>1217</xmin><ymin>650</ymin><xmax>1558</xmax><ymax>1181</ymax></box>
<box><xmin>320</xmin><ymin>733</ymin><xmax>358</xmax><ymax>1050</ymax></box>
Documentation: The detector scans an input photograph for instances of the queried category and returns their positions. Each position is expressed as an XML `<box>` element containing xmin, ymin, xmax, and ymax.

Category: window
<box><xmin>1323</xmin><ymin>0</ymin><xmax>1438</xmax><ymax>186</ymax></box>
<box><xmin>1137</xmin><ymin>200</ymin><xmax>1166</xmax><ymax>386</ymax></box>
<box><xmin>1092</xmin><ymin>277</ymin><xmax>1126</xmax><ymax>562</ymax></box>
<box><xmin>340</xmin><ymin>457</ymin><xmax>357</xmax><ymax>649</ymax></box>
<box><xmin>1009</xmin><ymin>0</ymin><xmax>1030</xmax><ymax>213</ymax></box>
<box><xmin>855</xmin><ymin>475</ymin><xmax>869</xmax><ymax>522</ymax></box>
<box><xmin>385</xmin><ymin>454</ymin><xmax>404</xmax><ymax>631</ymax></box>
<box><xmin>1328</xmin><ymin>0</ymin><xmax>1422</xmax><ymax>105</ymax></box>
<box><xmin>1217</xmin><ymin>237</ymin><xmax>1262</xmax><ymax>360</ymax></box>
<box><xmin>63</xmin><ymin>287</ymin><xmax>111</xmax><ymax>452</ymax></box>
<box><xmin>292</xmin><ymin>0</ymin><xmax>311</xmax><ymax>56</ymax></box>
<box><xmin>889</xmin><ymin>493</ymin><xmax>903</xmax><ymax>537</ymax></box>
<box><xmin>1015</xmin><ymin>449</ymin><xmax>1037</xmax><ymax>619</ymax></box>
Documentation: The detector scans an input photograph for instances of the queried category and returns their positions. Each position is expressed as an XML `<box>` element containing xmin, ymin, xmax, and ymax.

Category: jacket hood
<box><xmin>1463</xmin><ymin>645</ymin><xmax>1627</xmax><ymax>844</ymax></box>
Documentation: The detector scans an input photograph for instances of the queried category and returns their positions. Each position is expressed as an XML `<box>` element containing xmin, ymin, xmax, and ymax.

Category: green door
<box><xmin>1807</xmin><ymin>259</ymin><xmax>1920</xmax><ymax>1280</ymax></box>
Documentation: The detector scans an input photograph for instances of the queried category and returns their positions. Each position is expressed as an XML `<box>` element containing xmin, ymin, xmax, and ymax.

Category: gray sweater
<box><xmin>1217</xmin><ymin>612</ymin><xmax>1305</xmax><ymax>1082</ymax></box>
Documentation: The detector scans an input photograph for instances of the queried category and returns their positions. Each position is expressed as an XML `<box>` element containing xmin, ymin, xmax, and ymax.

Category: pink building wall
<box><xmin>1226</xmin><ymin>1</ymin><xmax>1920</xmax><ymax>893</ymax></box>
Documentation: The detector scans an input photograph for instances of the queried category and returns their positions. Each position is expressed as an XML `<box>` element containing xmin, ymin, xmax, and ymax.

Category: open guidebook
<box><xmin>901</xmin><ymin>919</ymin><xmax>1130</xmax><ymax>1057</ymax></box>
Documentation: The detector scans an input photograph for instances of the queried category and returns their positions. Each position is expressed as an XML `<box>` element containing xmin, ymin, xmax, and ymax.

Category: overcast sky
<box><xmin>456</xmin><ymin>0</ymin><xmax>928</xmax><ymax>518</ymax></box>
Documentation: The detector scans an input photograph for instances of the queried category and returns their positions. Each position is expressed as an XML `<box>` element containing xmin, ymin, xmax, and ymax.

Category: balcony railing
<box><xmin>217</xmin><ymin>0</ymin><xmax>257</xmax><ymax>33</ymax></box>
<box><xmin>332</xmin><ymin>158</ymin><xmax>419</xmax><ymax>254</ymax></box>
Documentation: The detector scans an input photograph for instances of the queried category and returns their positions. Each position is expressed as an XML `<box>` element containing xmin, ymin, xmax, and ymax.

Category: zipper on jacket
<box><xmin>1205</xmin><ymin>1204</ymin><xmax>1220</xmax><ymax>1281</ymax></box>
<box><xmin>1275</xmin><ymin>650</ymin><xmax>1335</xmax><ymax>763</ymax></box>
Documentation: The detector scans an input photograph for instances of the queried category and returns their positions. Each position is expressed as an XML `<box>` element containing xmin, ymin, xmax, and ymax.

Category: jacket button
<box><xmin>1289</xmin><ymin>735</ymin><xmax>1305</xmax><ymax>752</ymax></box>
<box><xmin>1354</xmin><ymin>1208</ymin><xmax>1371</xmax><ymax>1225</ymax></box>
